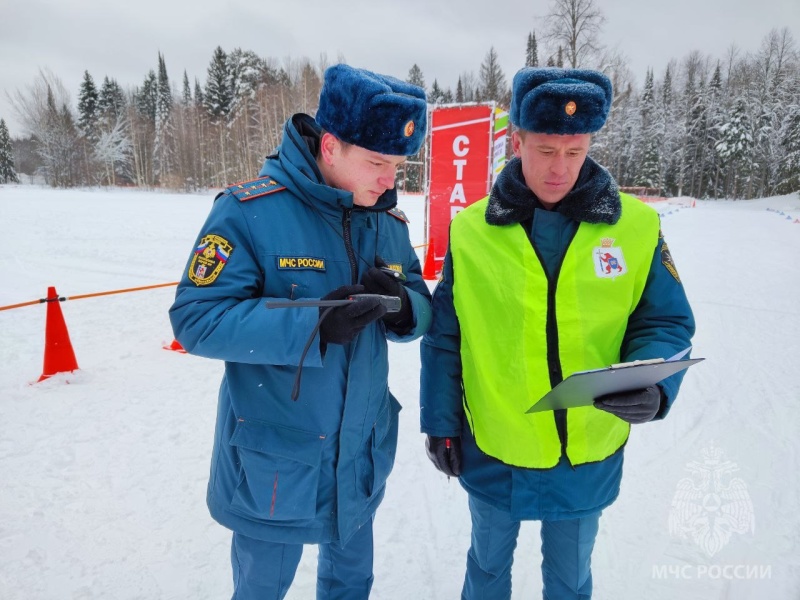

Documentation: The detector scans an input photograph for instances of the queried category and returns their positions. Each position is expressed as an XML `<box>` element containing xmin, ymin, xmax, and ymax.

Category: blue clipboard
<box><xmin>526</xmin><ymin>357</ymin><xmax>704</xmax><ymax>413</ymax></box>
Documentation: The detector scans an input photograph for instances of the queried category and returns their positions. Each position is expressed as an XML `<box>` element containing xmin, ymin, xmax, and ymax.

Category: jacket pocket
<box><xmin>363</xmin><ymin>394</ymin><xmax>402</xmax><ymax>498</ymax></box>
<box><xmin>228</xmin><ymin>418</ymin><xmax>325</xmax><ymax>522</ymax></box>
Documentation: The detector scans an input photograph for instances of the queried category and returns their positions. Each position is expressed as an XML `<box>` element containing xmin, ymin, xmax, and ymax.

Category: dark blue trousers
<box><xmin>462</xmin><ymin>495</ymin><xmax>600</xmax><ymax>600</ymax></box>
<box><xmin>230</xmin><ymin>519</ymin><xmax>374</xmax><ymax>600</ymax></box>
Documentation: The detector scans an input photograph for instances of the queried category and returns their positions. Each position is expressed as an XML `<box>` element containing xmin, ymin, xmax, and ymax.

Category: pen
<box><xmin>446</xmin><ymin>437</ymin><xmax>451</xmax><ymax>482</ymax></box>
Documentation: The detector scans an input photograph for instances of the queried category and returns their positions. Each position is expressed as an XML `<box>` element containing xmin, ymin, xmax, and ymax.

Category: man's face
<box><xmin>320</xmin><ymin>134</ymin><xmax>406</xmax><ymax>207</ymax></box>
<box><xmin>511</xmin><ymin>130</ymin><xmax>591</xmax><ymax>207</ymax></box>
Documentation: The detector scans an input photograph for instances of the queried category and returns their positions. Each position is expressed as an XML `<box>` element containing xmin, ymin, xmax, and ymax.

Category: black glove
<box><xmin>360</xmin><ymin>256</ymin><xmax>412</xmax><ymax>331</ymax></box>
<box><xmin>593</xmin><ymin>386</ymin><xmax>663</xmax><ymax>424</ymax></box>
<box><xmin>425</xmin><ymin>435</ymin><xmax>462</xmax><ymax>477</ymax></box>
<box><xmin>318</xmin><ymin>284</ymin><xmax>387</xmax><ymax>346</ymax></box>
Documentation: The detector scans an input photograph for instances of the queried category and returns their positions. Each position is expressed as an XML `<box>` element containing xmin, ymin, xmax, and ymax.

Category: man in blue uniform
<box><xmin>170</xmin><ymin>64</ymin><xmax>431</xmax><ymax>600</ymax></box>
<box><xmin>420</xmin><ymin>68</ymin><xmax>695</xmax><ymax>599</ymax></box>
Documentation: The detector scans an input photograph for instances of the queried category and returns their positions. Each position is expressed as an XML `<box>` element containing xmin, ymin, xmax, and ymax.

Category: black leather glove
<box><xmin>318</xmin><ymin>284</ymin><xmax>387</xmax><ymax>346</ymax></box>
<box><xmin>593</xmin><ymin>386</ymin><xmax>663</xmax><ymax>424</ymax></box>
<box><xmin>425</xmin><ymin>435</ymin><xmax>462</xmax><ymax>477</ymax></box>
<box><xmin>360</xmin><ymin>256</ymin><xmax>412</xmax><ymax>332</ymax></box>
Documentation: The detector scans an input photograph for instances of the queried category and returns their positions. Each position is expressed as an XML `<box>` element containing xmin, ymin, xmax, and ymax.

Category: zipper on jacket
<box><xmin>342</xmin><ymin>208</ymin><xmax>358</xmax><ymax>284</ymax></box>
<box><xmin>546</xmin><ymin>279</ymin><xmax>570</xmax><ymax>468</ymax></box>
<box><xmin>528</xmin><ymin>223</ymin><xmax>579</xmax><ymax>469</ymax></box>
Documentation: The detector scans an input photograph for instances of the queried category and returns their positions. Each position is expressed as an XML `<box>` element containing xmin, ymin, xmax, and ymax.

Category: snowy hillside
<box><xmin>1</xmin><ymin>186</ymin><xmax>799</xmax><ymax>599</ymax></box>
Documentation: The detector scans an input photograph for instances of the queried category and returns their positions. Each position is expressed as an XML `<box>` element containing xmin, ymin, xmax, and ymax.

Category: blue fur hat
<box><xmin>510</xmin><ymin>68</ymin><xmax>613</xmax><ymax>134</ymax></box>
<box><xmin>316</xmin><ymin>64</ymin><xmax>427</xmax><ymax>156</ymax></box>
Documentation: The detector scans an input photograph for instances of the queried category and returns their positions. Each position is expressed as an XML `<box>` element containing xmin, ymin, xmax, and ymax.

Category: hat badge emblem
<box><xmin>565</xmin><ymin>101</ymin><xmax>577</xmax><ymax>116</ymax></box>
<box><xmin>403</xmin><ymin>120</ymin><xmax>415</xmax><ymax>137</ymax></box>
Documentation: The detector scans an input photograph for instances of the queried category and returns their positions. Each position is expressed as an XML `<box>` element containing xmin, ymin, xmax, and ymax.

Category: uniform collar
<box><xmin>486</xmin><ymin>156</ymin><xmax>621</xmax><ymax>226</ymax></box>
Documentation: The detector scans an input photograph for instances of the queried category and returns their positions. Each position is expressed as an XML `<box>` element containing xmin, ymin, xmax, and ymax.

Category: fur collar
<box><xmin>485</xmin><ymin>156</ymin><xmax>621</xmax><ymax>226</ymax></box>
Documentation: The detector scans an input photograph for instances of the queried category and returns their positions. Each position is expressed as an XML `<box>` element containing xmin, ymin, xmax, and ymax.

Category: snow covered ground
<box><xmin>1</xmin><ymin>185</ymin><xmax>799</xmax><ymax>599</ymax></box>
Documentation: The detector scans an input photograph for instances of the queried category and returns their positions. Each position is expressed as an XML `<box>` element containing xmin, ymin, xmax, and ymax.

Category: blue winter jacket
<box><xmin>170</xmin><ymin>114</ymin><xmax>432</xmax><ymax>545</ymax></box>
<box><xmin>420</xmin><ymin>156</ymin><xmax>695</xmax><ymax>521</ymax></box>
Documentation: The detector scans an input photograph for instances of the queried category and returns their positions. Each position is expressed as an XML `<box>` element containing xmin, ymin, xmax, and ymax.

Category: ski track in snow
<box><xmin>1</xmin><ymin>186</ymin><xmax>799</xmax><ymax>599</ymax></box>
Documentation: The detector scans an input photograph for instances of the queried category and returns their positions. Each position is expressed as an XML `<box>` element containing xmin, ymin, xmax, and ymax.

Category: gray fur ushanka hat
<box><xmin>510</xmin><ymin>67</ymin><xmax>613</xmax><ymax>134</ymax></box>
<box><xmin>316</xmin><ymin>64</ymin><xmax>427</xmax><ymax>156</ymax></box>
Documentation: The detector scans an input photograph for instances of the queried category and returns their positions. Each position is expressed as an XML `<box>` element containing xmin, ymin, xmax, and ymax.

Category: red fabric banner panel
<box><xmin>427</xmin><ymin>105</ymin><xmax>494</xmax><ymax>276</ymax></box>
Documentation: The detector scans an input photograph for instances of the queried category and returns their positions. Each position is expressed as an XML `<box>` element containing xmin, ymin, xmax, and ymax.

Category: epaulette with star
<box><xmin>225</xmin><ymin>177</ymin><xmax>287</xmax><ymax>202</ymax></box>
<box><xmin>387</xmin><ymin>207</ymin><xmax>410</xmax><ymax>223</ymax></box>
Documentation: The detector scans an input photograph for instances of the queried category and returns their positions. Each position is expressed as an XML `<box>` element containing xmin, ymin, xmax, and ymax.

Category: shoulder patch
<box><xmin>225</xmin><ymin>177</ymin><xmax>286</xmax><ymax>202</ymax></box>
<box><xmin>188</xmin><ymin>234</ymin><xmax>234</xmax><ymax>286</ymax></box>
<box><xmin>659</xmin><ymin>231</ymin><xmax>681</xmax><ymax>283</ymax></box>
<box><xmin>387</xmin><ymin>207</ymin><xmax>410</xmax><ymax>223</ymax></box>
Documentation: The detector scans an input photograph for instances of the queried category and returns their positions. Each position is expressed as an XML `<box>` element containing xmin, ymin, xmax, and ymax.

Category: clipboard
<box><xmin>526</xmin><ymin>357</ymin><xmax>704</xmax><ymax>413</ymax></box>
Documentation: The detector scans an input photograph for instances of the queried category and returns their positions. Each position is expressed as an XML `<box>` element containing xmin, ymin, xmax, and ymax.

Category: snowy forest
<box><xmin>2</xmin><ymin>4</ymin><xmax>798</xmax><ymax>199</ymax></box>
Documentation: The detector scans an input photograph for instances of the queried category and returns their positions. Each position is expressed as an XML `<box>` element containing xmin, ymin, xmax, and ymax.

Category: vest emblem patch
<box><xmin>593</xmin><ymin>238</ymin><xmax>627</xmax><ymax>278</ymax></box>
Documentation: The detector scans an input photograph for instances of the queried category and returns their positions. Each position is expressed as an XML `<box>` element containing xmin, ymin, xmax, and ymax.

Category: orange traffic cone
<box><xmin>37</xmin><ymin>286</ymin><xmax>79</xmax><ymax>382</ymax></box>
<box><xmin>422</xmin><ymin>237</ymin><xmax>437</xmax><ymax>280</ymax></box>
<box><xmin>163</xmin><ymin>339</ymin><xmax>187</xmax><ymax>353</ymax></box>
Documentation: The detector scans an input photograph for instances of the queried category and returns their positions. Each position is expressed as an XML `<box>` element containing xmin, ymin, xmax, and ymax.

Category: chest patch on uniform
<box><xmin>660</xmin><ymin>232</ymin><xmax>681</xmax><ymax>282</ymax></box>
<box><xmin>276</xmin><ymin>256</ymin><xmax>326</xmax><ymax>271</ymax></box>
<box><xmin>386</xmin><ymin>263</ymin><xmax>403</xmax><ymax>275</ymax></box>
<box><xmin>188</xmin><ymin>234</ymin><xmax>233</xmax><ymax>286</ymax></box>
<box><xmin>593</xmin><ymin>238</ymin><xmax>627</xmax><ymax>278</ymax></box>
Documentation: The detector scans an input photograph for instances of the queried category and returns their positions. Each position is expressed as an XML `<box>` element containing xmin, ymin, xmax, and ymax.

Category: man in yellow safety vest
<box><xmin>420</xmin><ymin>67</ymin><xmax>696</xmax><ymax>599</ymax></box>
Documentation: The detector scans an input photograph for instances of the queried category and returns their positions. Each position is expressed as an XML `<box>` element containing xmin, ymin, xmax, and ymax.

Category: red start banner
<box><xmin>426</xmin><ymin>104</ymin><xmax>495</xmax><ymax>276</ymax></box>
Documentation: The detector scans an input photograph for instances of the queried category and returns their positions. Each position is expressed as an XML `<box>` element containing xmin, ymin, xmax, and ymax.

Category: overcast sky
<box><xmin>1</xmin><ymin>0</ymin><xmax>798</xmax><ymax>137</ymax></box>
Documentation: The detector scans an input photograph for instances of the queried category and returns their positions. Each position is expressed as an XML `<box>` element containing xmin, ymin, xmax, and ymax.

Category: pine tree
<box><xmin>406</xmin><ymin>64</ymin><xmax>426</xmax><ymax>91</ymax></box>
<box><xmin>659</xmin><ymin>64</ymin><xmax>682</xmax><ymax>195</ymax></box>
<box><xmin>716</xmin><ymin>97</ymin><xmax>754</xmax><ymax>198</ymax></box>
<box><xmin>0</xmin><ymin>119</ymin><xmax>20</xmax><ymax>183</ymax></box>
<box><xmin>640</xmin><ymin>68</ymin><xmax>655</xmax><ymax>127</ymax></box>
<box><xmin>777</xmin><ymin>101</ymin><xmax>800</xmax><ymax>194</ymax></box>
<box><xmin>156</xmin><ymin>53</ymin><xmax>172</xmax><ymax>117</ymax></box>
<box><xmin>526</xmin><ymin>32</ymin><xmax>539</xmax><ymax>67</ymax></box>
<box><xmin>204</xmin><ymin>46</ymin><xmax>232</xmax><ymax>121</ymax></box>
<box><xmin>94</xmin><ymin>76</ymin><xmax>131</xmax><ymax>186</ymax></box>
<box><xmin>556</xmin><ymin>47</ymin><xmax>564</xmax><ymax>68</ymax></box>
<box><xmin>131</xmin><ymin>70</ymin><xmax>158</xmax><ymax>186</ymax></box>
<box><xmin>479</xmin><ymin>47</ymin><xmax>507</xmax><ymax>103</ymax></box>
<box><xmin>182</xmin><ymin>70</ymin><xmax>192</xmax><ymax>107</ymax></box>
<box><xmin>77</xmin><ymin>71</ymin><xmax>99</xmax><ymax>140</ymax></box>
<box><xmin>709</xmin><ymin>63</ymin><xmax>722</xmax><ymax>95</ymax></box>
<box><xmin>705</xmin><ymin>63</ymin><xmax>725</xmax><ymax>196</ymax></box>
<box><xmin>662</xmin><ymin>65</ymin><xmax>673</xmax><ymax>107</ymax></box>
<box><xmin>229</xmin><ymin>48</ymin><xmax>268</xmax><ymax>112</ymax></box>
<box><xmin>678</xmin><ymin>70</ymin><xmax>711</xmax><ymax>198</ymax></box>
<box><xmin>456</xmin><ymin>77</ymin><xmax>464</xmax><ymax>103</ymax></box>
<box><xmin>194</xmin><ymin>78</ymin><xmax>204</xmax><ymax>108</ymax></box>
<box><xmin>137</xmin><ymin>70</ymin><xmax>158</xmax><ymax>122</ymax></box>
<box><xmin>98</xmin><ymin>77</ymin><xmax>126</xmax><ymax>125</ymax></box>
<box><xmin>154</xmin><ymin>52</ymin><xmax>175</xmax><ymax>183</ymax></box>
<box><xmin>442</xmin><ymin>88</ymin><xmax>454</xmax><ymax>104</ymax></box>
<box><xmin>429</xmin><ymin>79</ymin><xmax>444</xmax><ymax>105</ymax></box>
<box><xmin>636</xmin><ymin>137</ymin><xmax>661</xmax><ymax>189</ymax></box>
<box><xmin>635</xmin><ymin>69</ymin><xmax>661</xmax><ymax>190</ymax></box>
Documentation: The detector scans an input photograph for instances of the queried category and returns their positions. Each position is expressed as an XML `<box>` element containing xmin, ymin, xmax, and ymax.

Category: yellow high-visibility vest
<box><xmin>450</xmin><ymin>193</ymin><xmax>659</xmax><ymax>468</ymax></box>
